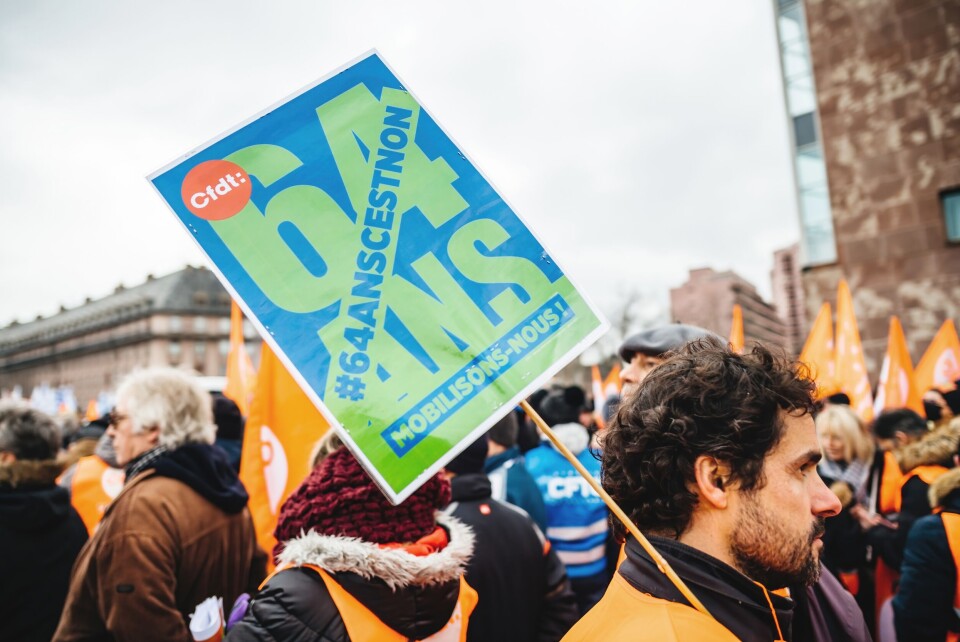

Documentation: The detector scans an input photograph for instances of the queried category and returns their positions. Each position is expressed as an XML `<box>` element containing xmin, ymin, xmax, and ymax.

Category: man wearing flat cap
<box><xmin>618</xmin><ymin>324</ymin><xmax>719</xmax><ymax>397</ymax></box>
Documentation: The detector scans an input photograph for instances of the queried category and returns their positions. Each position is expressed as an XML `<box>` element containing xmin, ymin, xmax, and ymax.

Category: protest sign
<box><xmin>150</xmin><ymin>51</ymin><xmax>607</xmax><ymax>502</ymax></box>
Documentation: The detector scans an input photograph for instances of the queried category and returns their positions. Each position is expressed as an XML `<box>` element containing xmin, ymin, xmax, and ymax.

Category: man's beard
<box><xmin>730</xmin><ymin>494</ymin><xmax>826</xmax><ymax>589</ymax></box>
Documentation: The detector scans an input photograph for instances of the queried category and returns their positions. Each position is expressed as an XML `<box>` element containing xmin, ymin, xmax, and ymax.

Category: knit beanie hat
<box><xmin>540</xmin><ymin>386</ymin><xmax>586</xmax><ymax>427</ymax></box>
<box><xmin>212</xmin><ymin>394</ymin><xmax>244</xmax><ymax>441</ymax></box>
<box><xmin>445</xmin><ymin>434</ymin><xmax>489</xmax><ymax>475</ymax></box>
<box><xmin>274</xmin><ymin>446</ymin><xmax>451</xmax><ymax>545</ymax></box>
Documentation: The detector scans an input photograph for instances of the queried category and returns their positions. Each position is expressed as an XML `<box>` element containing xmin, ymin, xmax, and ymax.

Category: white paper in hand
<box><xmin>189</xmin><ymin>596</ymin><xmax>224</xmax><ymax>642</ymax></box>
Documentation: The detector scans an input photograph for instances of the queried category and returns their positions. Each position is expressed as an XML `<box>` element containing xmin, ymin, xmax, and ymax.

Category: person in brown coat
<box><xmin>54</xmin><ymin>368</ymin><xmax>264</xmax><ymax>642</ymax></box>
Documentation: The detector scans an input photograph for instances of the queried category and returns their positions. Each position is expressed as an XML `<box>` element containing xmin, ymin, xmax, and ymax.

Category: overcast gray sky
<box><xmin>0</xmin><ymin>0</ymin><xmax>799</xmax><ymax>334</ymax></box>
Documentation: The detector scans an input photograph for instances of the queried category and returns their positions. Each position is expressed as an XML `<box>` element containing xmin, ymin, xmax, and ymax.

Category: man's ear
<box><xmin>145</xmin><ymin>425</ymin><xmax>161</xmax><ymax>446</ymax></box>
<box><xmin>692</xmin><ymin>455</ymin><xmax>731</xmax><ymax>509</ymax></box>
<box><xmin>894</xmin><ymin>431</ymin><xmax>909</xmax><ymax>448</ymax></box>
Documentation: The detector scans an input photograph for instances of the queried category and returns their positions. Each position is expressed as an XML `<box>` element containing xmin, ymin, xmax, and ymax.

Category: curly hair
<box><xmin>0</xmin><ymin>402</ymin><xmax>61</xmax><ymax>461</ymax></box>
<box><xmin>603</xmin><ymin>337</ymin><xmax>816</xmax><ymax>540</ymax></box>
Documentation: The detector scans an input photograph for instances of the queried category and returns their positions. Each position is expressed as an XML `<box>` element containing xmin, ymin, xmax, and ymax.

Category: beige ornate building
<box><xmin>0</xmin><ymin>266</ymin><xmax>258</xmax><ymax>404</ymax></box>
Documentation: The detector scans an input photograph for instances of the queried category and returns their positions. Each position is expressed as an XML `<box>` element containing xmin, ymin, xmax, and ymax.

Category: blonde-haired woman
<box><xmin>815</xmin><ymin>404</ymin><xmax>873</xmax><ymax>602</ymax></box>
<box><xmin>818</xmin><ymin>405</ymin><xmax>874</xmax><ymax>496</ymax></box>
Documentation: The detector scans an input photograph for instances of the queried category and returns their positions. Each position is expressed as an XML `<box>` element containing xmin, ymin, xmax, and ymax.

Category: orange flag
<box><xmin>873</xmin><ymin>317</ymin><xmax>923</xmax><ymax>415</ymax></box>
<box><xmin>729</xmin><ymin>304</ymin><xmax>744</xmax><ymax>354</ymax></box>
<box><xmin>591</xmin><ymin>364</ymin><xmax>623</xmax><ymax>429</ymax></box>
<box><xmin>84</xmin><ymin>399</ymin><xmax>100</xmax><ymax>422</ymax></box>
<box><xmin>602</xmin><ymin>363</ymin><xmax>622</xmax><ymax>397</ymax></box>
<box><xmin>591</xmin><ymin>365</ymin><xmax>606</xmax><ymax>429</ymax></box>
<box><xmin>223</xmin><ymin>302</ymin><xmax>258</xmax><ymax>416</ymax></box>
<box><xmin>915</xmin><ymin>319</ymin><xmax>960</xmax><ymax>394</ymax></box>
<box><xmin>240</xmin><ymin>342</ymin><xmax>329</xmax><ymax>564</ymax></box>
<box><xmin>798</xmin><ymin>302</ymin><xmax>838</xmax><ymax>399</ymax></box>
<box><xmin>834</xmin><ymin>280</ymin><xmax>874</xmax><ymax>422</ymax></box>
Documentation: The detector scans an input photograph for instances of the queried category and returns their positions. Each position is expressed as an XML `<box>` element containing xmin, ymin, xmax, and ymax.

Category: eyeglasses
<box><xmin>108</xmin><ymin>410</ymin><xmax>129</xmax><ymax>426</ymax></box>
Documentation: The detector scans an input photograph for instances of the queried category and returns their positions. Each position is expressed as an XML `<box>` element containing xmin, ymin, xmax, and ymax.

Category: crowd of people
<box><xmin>4</xmin><ymin>324</ymin><xmax>960</xmax><ymax>641</ymax></box>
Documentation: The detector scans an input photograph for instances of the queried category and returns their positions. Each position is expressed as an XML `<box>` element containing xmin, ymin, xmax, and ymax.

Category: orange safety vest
<box><xmin>70</xmin><ymin>456</ymin><xmax>125</xmax><ymax>535</ymax></box>
<box><xmin>939</xmin><ymin>512</ymin><xmax>960</xmax><ymax>642</ymax></box>
<box><xmin>263</xmin><ymin>563</ymin><xmax>478</xmax><ymax>642</ymax></box>
<box><xmin>893</xmin><ymin>465</ymin><xmax>950</xmax><ymax>513</ymax></box>
<box><xmin>879</xmin><ymin>450</ymin><xmax>904</xmax><ymax>514</ymax></box>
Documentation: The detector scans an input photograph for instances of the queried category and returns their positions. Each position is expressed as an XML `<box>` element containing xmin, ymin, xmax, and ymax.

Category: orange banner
<box><xmin>84</xmin><ymin>399</ymin><xmax>100</xmax><ymax>422</ymax></box>
<box><xmin>240</xmin><ymin>343</ymin><xmax>329</xmax><ymax>564</ymax></box>
<box><xmin>874</xmin><ymin>316</ymin><xmax>923</xmax><ymax>415</ymax></box>
<box><xmin>603</xmin><ymin>363</ymin><xmax>622</xmax><ymax>396</ymax></box>
<box><xmin>729</xmin><ymin>304</ymin><xmax>744</xmax><ymax>354</ymax></box>
<box><xmin>798</xmin><ymin>302</ymin><xmax>838</xmax><ymax>399</ymax></box>
<box><xmin>915</xmin><ymin>319</ymin><xmax>960</xmax><ymax>394</ymax></box>
<box><xmin>834</xmin><ymin>280</ymin><xmax>873</xmax><ymax>422</ymax></box>
<box><xmin>223</xmin><ymin>302</ymin><xmax>258</xmax><ymax>416</ymax></box>
<box><xmin>591</xmin><ymin>365</ymin><xmax>605</xmax><ymax>429</ymax></box>
<box><xmin>590</xmin><ymin>364</ymin><xmax>622</xmax><ymax>429</ymax></box>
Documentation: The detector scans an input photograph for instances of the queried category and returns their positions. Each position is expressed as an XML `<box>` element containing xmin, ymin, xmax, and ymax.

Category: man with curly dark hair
<box><xmin>563</xmin><ymin>338</ymin><xmax>865</xmax><ymax>642</ymax></box>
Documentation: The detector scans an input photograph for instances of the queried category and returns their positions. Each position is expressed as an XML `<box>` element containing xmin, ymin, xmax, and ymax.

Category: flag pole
<box><xmin>520</xmin><ymin>400</ymin><xmax>712</xmax><ymax>618</ymax></box>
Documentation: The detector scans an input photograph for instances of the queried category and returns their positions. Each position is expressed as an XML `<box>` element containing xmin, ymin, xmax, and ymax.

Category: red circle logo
<box><xmin>181</xmin><ymin>160</ymin><xmax>252</xmax><ymax>221</ymax></box>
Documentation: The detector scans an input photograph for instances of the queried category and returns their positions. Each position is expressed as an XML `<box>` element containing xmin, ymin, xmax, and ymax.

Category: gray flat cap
<box><xmin>618</xmin><ymin>324</ymin><xmax>721</xmax><ymax>361</ymax></box>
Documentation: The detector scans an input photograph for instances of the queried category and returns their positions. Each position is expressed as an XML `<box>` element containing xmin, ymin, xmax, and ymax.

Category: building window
<box><xmin>169</xmin><ymin>316</ymin><xmax>182</xmax><ymax>333</ymax></box>
<box><xmin>774</xmin><ymin>0</ymin><xmax>837</xmax><ymax>267</ymax></box>
<box><xmin>944</xmin><ymin>189</ymin><xmax>960</xmax><ymax>242</ymax></box>
<box><xmin>194</xmin><ymin>341</ymin><xmax>207</xmax><ymax>373</ymax></box>
<box><xmin>219</xmin><ymin>339</ymin><xmax>230</xmax><ymax>358</ymax></box>
<box><xmin>194</xmin><ymin>316</ymin><xmax>207</xmax><ymax>333</ymax></box>
<box><xmin>219</xmin><ymin>318</ymin><xmax>230</xmax><ymax>334</ymax></box>
<box><xmin>168</xmin><ymin>340</ymin><xmax>182</xmax><ymax>364</ymax></box>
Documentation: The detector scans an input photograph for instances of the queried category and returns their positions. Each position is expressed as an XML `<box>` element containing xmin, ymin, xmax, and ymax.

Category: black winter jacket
<box><xmin>894</xmin><ymin>467</ymin><xmax>960</xmax><ymax>641</ymax></box>
<box><xmin>226</xmin><ymin>513</ymin><xmax>474</xmax><ymax>642</ymax></box>
<box><xmin>445</xmin><ymin>473</ymin><xmax>579</xmax><ymax>642</ymax></box>
<box><xmin>868</xmin><ymin>420</ymin><xmax>959</xmax><ymax>572</ymax></box>
<box><xmin>621</xmin><ymin>536</ymin><xmax>870</xmax><ymax>642</ymax></box>
<box><xmin>0</xmin><ymin>459</ymin><xmax>88</xmax><ymax>642</ymax></box>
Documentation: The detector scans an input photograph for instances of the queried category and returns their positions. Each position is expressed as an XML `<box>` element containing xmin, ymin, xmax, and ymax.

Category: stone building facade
<box><xmin>0</xmin><ymin>266</ymin><xmax>258</xmax><ymax>404</ymax></box>
<box><xmin>670</xmin><ymin>268</ymin><xmax>789</xmax><ymax>350</ymax></box>
<box><xmin>775</xmin><ymin>0</ymin><xmax>960</xmax><ymax>375</ymax></box>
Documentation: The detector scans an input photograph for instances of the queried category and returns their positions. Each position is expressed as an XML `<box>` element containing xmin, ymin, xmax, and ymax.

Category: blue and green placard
<box><xmin>150</xmin><ymin>51</ymin><xmax>607</xmax><ymax>503</ymax></box>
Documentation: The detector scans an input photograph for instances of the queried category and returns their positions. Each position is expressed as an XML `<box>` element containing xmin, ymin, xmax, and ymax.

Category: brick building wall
<box><xmin>671</xmin><ymin>268</ymin><xmax>788</xmax><ymax>350</ymax></box>
<box><xmin>771</xmin><ymin>243</ymin><xmax>806</xmax><ymax>355</ymax></box>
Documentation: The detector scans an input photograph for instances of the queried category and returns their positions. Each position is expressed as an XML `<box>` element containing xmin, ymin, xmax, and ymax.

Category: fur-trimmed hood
<box><xmin>928</xmin><ymin>467</ymin><xmax>960</xmax><ymax>509</ymax></box>
<box><xmin>278</xmin><ymin>511</ymin><xmax>474</xmax><ymax>591</ymax></box>
<box><xmin>0</xmin><ymin>458</ymin><xmax>64</xmax><ymax>489</ymax></box>
<box><xmin>260</xmin><ymin>512</ymin><xmax>474</xmax><ymax>640</ymax></box>
<box><xmin>0</xmin><ymin>460</ymin><xmax>78</xmax><ymax>534</ymax></box>
<box><xmin>895</xmin><ymin>418</ymin><xmax>960</xmax><ymax>474</ymax></box>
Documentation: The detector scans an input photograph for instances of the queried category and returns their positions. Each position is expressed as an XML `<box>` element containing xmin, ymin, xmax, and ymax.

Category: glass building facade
<box><xmin>774</xmin><ymin>0</ymin><xmax>837</xmax><ymax>266</ymax></box>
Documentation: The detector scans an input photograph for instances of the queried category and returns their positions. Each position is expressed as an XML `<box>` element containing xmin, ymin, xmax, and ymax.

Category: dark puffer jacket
<box><xmin>227</xmin><ymin>513</ymin><xmax>474</xmax><ymax>641</ymax></box>
<box><xmin>445</xmin><ymin>472</ymin><xmax>578</xmax><ymax>642</ymax></box>
<box><xmin>868</xmin><ymin>420</ymin><xmax>959</xmax><ymax>571</ymax></box>
<box><xmin>894</xmin><ymin>466</ymin><xmax>960</xmax><ymax>641</ymax></box>
<box><xmin>0</xmin><ymin>459</ymin><xmax>88</xmax><ymax>642</ymax></box>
